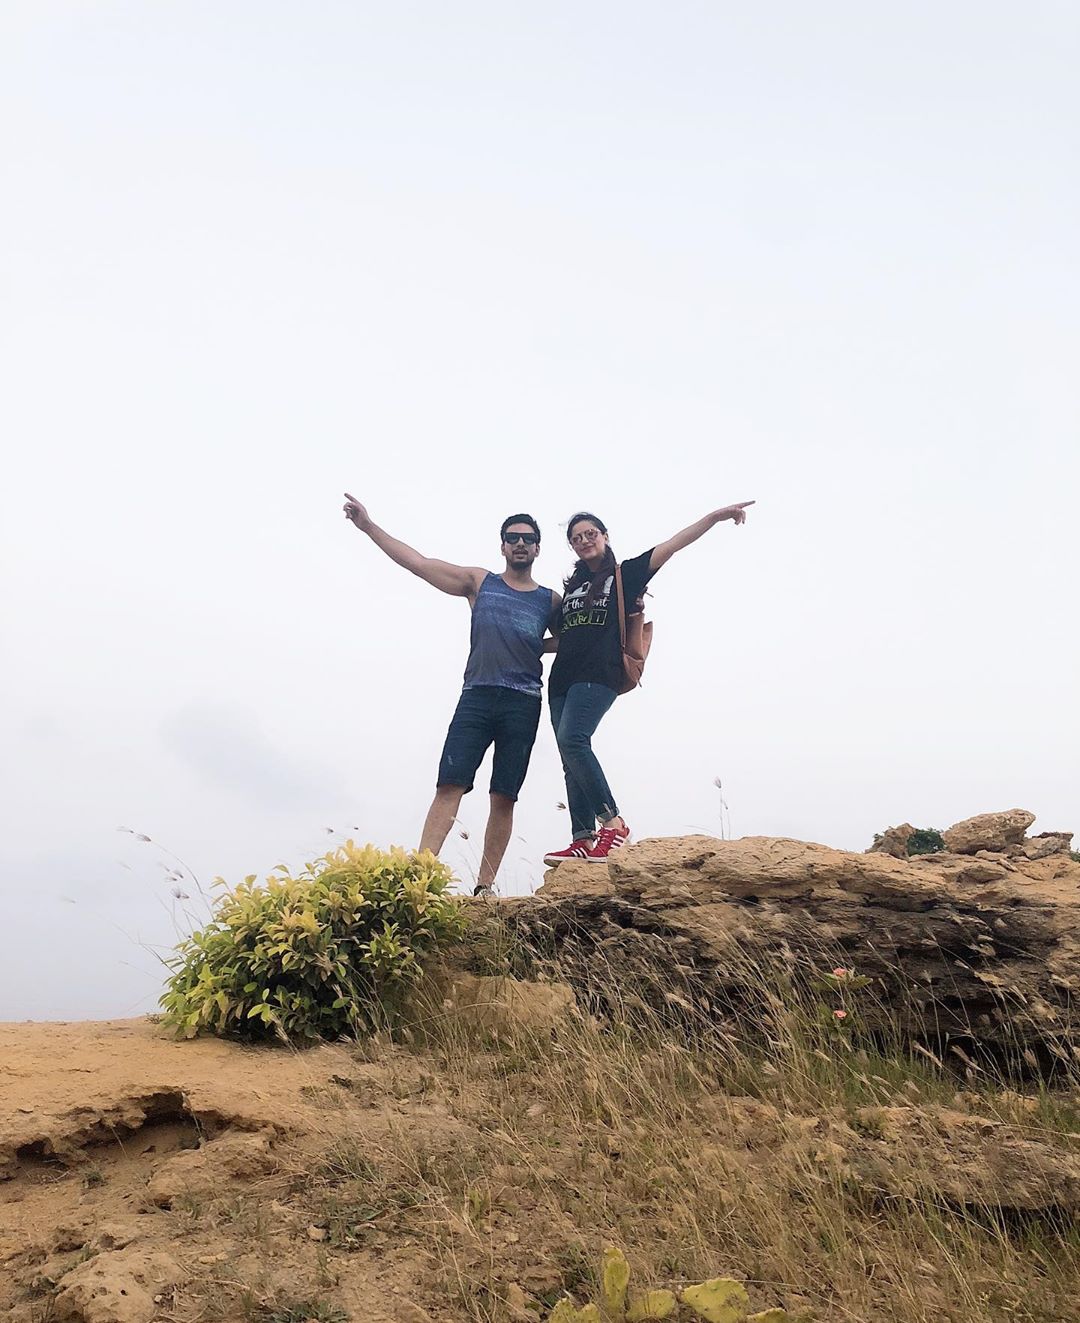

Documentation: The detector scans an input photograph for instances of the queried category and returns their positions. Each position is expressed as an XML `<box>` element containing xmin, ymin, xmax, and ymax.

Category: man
<box><xmin>343</xmin><ymin>495</ymin><xmax>559</xmax><ymax>894</ymax></box>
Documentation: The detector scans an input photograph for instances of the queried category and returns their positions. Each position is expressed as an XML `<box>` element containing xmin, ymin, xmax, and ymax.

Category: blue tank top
<box><xmin>462</xmin><ymin>574</ymin><xmax>552</xmax><ymax>696</ymax></box>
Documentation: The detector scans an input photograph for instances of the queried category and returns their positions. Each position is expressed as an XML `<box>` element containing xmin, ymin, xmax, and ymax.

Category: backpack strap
<box><xmin>614</xmin><ymin>562</ymin><xmax>628</xmax><ymax>650</ymax></box>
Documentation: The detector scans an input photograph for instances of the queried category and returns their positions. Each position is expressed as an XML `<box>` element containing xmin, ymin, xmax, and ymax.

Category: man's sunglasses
<box><xmin>503</xmin><ymin>532</ymin><xmax>539</xmax><ymax>545</ymax></box>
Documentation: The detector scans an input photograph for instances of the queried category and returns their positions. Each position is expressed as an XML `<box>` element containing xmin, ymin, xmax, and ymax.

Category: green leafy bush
<box><xmin>160</xmin><ymin>843</ymin><xmax>465</xmax><ymax>1042</ymax></box>
<box><xmin>870</xmin><ymin>826</ymin><xmax>945</xmax><ymax>856</ymax></box>
<box><xmin>906</xmin><ymin>827</ymin><xmax>945</xmax><ymax>856</ymax></box>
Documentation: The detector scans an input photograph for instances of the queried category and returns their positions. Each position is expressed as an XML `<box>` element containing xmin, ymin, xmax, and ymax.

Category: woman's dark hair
<box><xmin>563</xmin><ymin>512</ymin><xmax>616</xmax><ymax>608</ymax></box>
<box><xmin>500</xmin><ymin>513</ymin><xmax>541</xmax><ymax>542</ymax></box>
<box><xmin>565</xmin><ymin>511</ymin><xmax>607</xmax><ymax>542</ymax></box>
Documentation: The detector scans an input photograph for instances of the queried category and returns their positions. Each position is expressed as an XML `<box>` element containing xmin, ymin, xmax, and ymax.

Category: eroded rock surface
<box><xmin>867</xmin><ymin>822</ymin><xmax>915</xmax><ymax>858</ymax></box>
<box><xmin>54</xmin><ymin>1247</ymin><xmax>182</xmax><ymax>1323</ymax></box>
<box><xmin>504</xmin><ymin>832</ymin><xmax>1080</xmax><ymax>1071</ymax></box>
<box><xmin>1022</xmin><ymin>832</ymin><xmax>1075</xmax><ymax>861</ymax></box>
<box><xmin>145</xmin><ymin>1129</ymin><xmax>278</xmax><ymax>1208</ymax></box>
<box><xmin>943</xmin><ymin>809</ymin><xmax>1037</xmax><ymax>855</ymax></box>
<box><xmin>0</xmin><ymin>1021</ymin><xmax>297</xmax><ymax>1183</ymax></box>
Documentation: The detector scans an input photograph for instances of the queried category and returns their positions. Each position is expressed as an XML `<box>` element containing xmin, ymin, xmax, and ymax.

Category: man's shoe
<box><xmin>472</xmin><ymin>882</ymin><xmax>495</xmax><ymax>898</ymax></box>
<box><xmin>543</xmin><ymin>839</ymin><xmax>594</xmax><ymax>865</ymax></box>
<box><xmin>585</xmin><ymin>823</ymin><xmax>631</xmax><ymax>861</ymax></box>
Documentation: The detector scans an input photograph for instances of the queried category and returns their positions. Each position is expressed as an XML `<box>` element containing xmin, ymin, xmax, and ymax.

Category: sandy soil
<box><xmin>1</xmin><ymin>1017</ymin><xmax>458</xmax><ymax>1323</ymax></box>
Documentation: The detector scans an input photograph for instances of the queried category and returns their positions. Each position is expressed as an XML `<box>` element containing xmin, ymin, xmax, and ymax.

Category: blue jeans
<box><xmin>437</xmin><ymin>686</ymin><xmax>542</xmax><ymax>801</ymax></box>
<box><xmin>549</xmin><ymin>683</ymin><xmax>619</xmax><ymax>840</ymax></box>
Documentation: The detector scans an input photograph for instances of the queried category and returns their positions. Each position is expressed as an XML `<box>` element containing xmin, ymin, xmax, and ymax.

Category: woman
<box><xmin>544</xmin><ymin>503</ymin><xmax>753</xmax><ymax>864</ymax></box>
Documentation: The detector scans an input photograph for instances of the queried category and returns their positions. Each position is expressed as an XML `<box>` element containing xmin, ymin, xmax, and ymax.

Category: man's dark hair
<box><xmin>500</xmin><ymin>513</ymin><xmax>541</xmax><ymax>542</ymax></box>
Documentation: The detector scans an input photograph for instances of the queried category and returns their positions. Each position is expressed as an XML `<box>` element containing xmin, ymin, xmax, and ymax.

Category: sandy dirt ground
<box><xmin>1</xmin><ymin>1017</ymin><xmax>464</xmax><ymax>1323</ymax></box>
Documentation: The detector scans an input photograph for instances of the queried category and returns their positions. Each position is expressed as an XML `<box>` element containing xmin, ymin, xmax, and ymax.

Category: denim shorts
<box><xmin>437</xmin><ymin>685</ymin><xmax>542</xmax><ymax>801</ymax></box>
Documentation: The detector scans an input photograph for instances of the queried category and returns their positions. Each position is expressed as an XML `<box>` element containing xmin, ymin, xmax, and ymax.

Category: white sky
<box><xmin>1</xmin><ymin>2</ymin><xmax>1077</xmax><ymax>1021</ymax></box>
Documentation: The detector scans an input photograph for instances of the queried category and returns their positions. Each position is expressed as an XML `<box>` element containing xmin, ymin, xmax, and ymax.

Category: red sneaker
<box><xmin>543</xmin><ymin>839</ymin><xmax>594</xmax><ymax>865</ymax></box>
<box><xmin>585</xmin><ymin>822</ymin><xmax>631</xmax><ymax>861</ymax></box>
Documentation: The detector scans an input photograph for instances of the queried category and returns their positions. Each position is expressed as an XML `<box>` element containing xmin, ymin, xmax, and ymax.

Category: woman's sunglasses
<box><xmin>503</xmin><ymin>532</ymin><xmax>539</xmax><ymax>545</ymax></box>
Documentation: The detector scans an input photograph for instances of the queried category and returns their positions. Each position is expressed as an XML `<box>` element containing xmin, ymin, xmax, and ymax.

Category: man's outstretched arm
<box><xmin>343</xmin><ymin>493</ymin><xmax>485</xmax><ymax>598</ymax></box>
<box><xmin>649</xmin><ymin>501</ymin><xmax>755</xmax><ymax>573</ymax></box>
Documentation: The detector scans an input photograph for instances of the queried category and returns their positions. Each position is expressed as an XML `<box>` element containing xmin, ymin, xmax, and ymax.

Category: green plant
<box><xmin>870</xmin><ymin>826</ymin><xmax>944</xmax><ymax>856</ymax></box>
<box><xmin>906</xmin><ymin>827</ymin><xmax>945</xmax><ymax>856</ymax></box>
<box><xmin>262</xmin><ymin>1301</ymin><xmax>347</xmax><ymax>1323</ymax></box>
<box><xmin>546</xmin><ymin>1247</ymin><xmax>790</xmax><ymax>1322</ymax></box>
<box><xmin>160</xmin><ymin>843</ymin><xmax>465</xmax><ymax>1042</ymax></box>
<box><xmin>810</xmin><ymin>965</ymin><xmax>871</xmax><ymax>1036</ymax></box>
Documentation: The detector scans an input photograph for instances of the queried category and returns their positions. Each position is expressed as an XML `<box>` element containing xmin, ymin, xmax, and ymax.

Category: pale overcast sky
<box><xmin>1</xmin><ymin>2</ymin><xmax>1077</xmax><ymax>1020</ymax></box>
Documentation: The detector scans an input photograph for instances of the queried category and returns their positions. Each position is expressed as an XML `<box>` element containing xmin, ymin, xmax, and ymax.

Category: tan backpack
<box><xmin>614</xmin><ymin>563</ymin><xmax>653</xmax><ymax>694</ymax></box>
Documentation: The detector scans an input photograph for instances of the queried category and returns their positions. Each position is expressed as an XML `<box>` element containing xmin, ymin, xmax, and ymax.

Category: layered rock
<box><xmin>503</xmin><ymin>833</ymin><xmax>1080</xmax><ymax>1075</ymax></box>
<box><xmin>1022</xmin><ymin>832</ymin><xmax>1075</xmax><ymax>861</ymax></box>
<box><xmin>867</xmin><ymin>822</ymin><xmax>915</xmax><ymax>858</ymax></box>
<box><xmin>943</xmin><ymin>809</ymin><xmax>1037</xmax><ymax>855</ymax></box>
<box><xmin>867</xmin><ymin>809</ymin><xmax>1074</xmax><ymax>861</ymax></box>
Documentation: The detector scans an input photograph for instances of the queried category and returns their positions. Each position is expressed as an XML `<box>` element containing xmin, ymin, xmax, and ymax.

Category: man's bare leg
<box><xmin>420</xmin><ymin>784</ymin><xmax>466</xmax><ymax>856</ymax></box>
<box><xmin>477</xmin><ymin>793</ymin><xmax>515</xmax><ymax>892</ymax></box>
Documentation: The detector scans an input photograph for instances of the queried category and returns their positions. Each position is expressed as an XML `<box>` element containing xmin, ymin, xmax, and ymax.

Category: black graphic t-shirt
<box><xmin>549</xmin><ymin>549</ymin><xmax>656</xmax><ymax>698</ymax></box>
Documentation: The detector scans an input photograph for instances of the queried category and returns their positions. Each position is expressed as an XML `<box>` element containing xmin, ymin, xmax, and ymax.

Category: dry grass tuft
<box><xmin>159</xmin><ymin>928</ymin><xmax>1079</xmax><ymax>1323</ymax></box>
<box><xmin>306</xmin><ymin>936</ymin><xmax>1079</xmax><ymax>1323</ymax></box>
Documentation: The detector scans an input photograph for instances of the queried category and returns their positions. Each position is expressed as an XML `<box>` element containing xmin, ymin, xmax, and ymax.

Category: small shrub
<box><xmin>870</xmin><ymin>826</ymin><xmax>945</xmax><ymax>856</ymax></box>
<box><xmin>906</xmin><ymin>827</ymin><xmax>945</xmax><ymax>856</ymax></box>
<box><xmin>546</xmin><ymin>1246</ymin><xmax>789</xmax><ymax>1321</ymax></box>
<box><xmin>263</xmin><ymin>1301</ymin><xmax>347</xmax><ymax>1323</ymax></box>
<box><xmin>160</xmin><ymin>843</ymin><xmax>465</xmax><ymax>1042</ymax></box>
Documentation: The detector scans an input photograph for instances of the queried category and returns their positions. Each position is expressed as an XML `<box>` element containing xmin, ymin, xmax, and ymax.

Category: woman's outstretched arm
<box><xmin>649</xmin><ymin>501</ymin><xmax>754</xmax><ymax>573</ymax></box>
